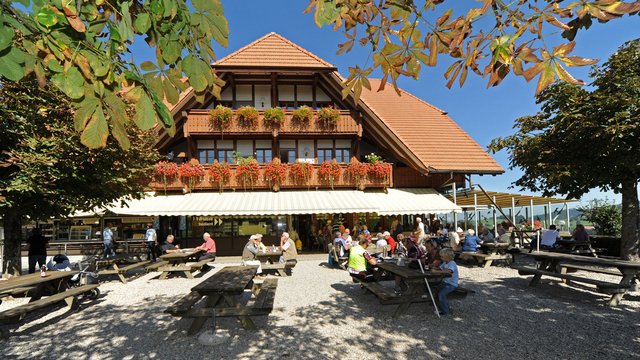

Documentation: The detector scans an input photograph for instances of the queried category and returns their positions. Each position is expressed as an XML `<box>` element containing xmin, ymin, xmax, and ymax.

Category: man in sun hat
<box><xmin>462</xmin><ymin>229</ymin><xmax>483</xmax><ymax>252</ymax></box>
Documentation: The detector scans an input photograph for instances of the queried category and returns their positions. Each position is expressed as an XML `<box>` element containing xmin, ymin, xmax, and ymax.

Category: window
<box><xmin>255</xmin><ymin>149</ymin><xmax>272</xmax><ymax>164</ymax></box>
<box><xmin>217</xmin><ymin>149</ymin><xmax>234</xmax><ymax>163</ymax></box>
<box><xmin>280</xmin><ymin>148</ymin><xmax>296</xmax><ymax>163</ymax></box>
<box><xmin>336</xmin><ymin>148</ymin><xmax>350</xmax><ymax>163</ymax></box>
<box><xmin>198</xmin><ymin>149</ymin><xmax>215</xmax><ymax>164</ymax></box>
<box><xmin>317</xmin><ymin>148</ymin><xmax>333</xmax><ymax>164</ymax></box>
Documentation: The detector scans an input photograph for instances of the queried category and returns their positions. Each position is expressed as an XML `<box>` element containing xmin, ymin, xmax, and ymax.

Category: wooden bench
<box><xmin>357</xmin><ymin>280</ymin><xmax>471</xmax><ymax>305</ymax></box>
<box><xmin>461</xmin><ymin>252</ymin><xmax>511</xmax><ymax>268</ymax></box>
<box><xmin>559</xmin><ymin>264</ymin><xmax>622</xmax><ymax>276</ymax></box>
<box><xmin>331</xmin><ymin>245</ymin><xmax>348</xmax><ymax>268</ymax></box>
<box><xmin>146</xmin><ymin>260</ymin><xmax>170</xmax><ymax>273</ymax></box>
<box><xmin>261</xmin><ymin>263</ymin><xmax>287</xmax><ymax>277</ymax></box>
<box><xmin>98</xmin><ymin>260</ymin><xmax>151</xmax><ymax>283</ymax></box>
<box><xmin>0</xmin><ymin>286</ymin><xmax>37</xmax><ymax>299</ymax></box>
<box><xmin>514</xmin><ymin>265</ymin><xmax>629</xmax><ymax>294</ymax></box>
<box><xmin>0</xmin><ymin>284</ymin><xmax>100</xmax><ymax>338</ymax></box>
<box><xmin>158</xmin><ymin>259</ymin><xmax>214</xmax><ymax>279</ymax></box>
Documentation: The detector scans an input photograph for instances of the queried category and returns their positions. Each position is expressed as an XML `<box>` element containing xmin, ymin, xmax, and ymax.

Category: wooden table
<box><xmin>254</xmin><ymin>250</ymin><xmax>282</xmax><ymax>264</ymax></box>
<box><xmin>374</xmin><ymin>262</ymin><xmax>450</xmax><ymax>317</ymax></box>
<box><xmin>0</xmin><ymin>271</ymin><xmax>79</xmax><ymax>302</ymax></box>
<box><xmin>519</xmin><ymin>251</ymin><xmax>640</xmax><ymax>306</ymax></box>
<box><xmin>366</xmin><ymin>245</ymin><xmax>389</xmax><ymax>257</ymax></box>
<box><xmin>185</xmin><ymin>266</ymin><xmax>258</xmax><ymax>334</ymax></box>
<box><xmin>160</xmin><ymin>249</ymin><xmax>203</xmax><ymax>265</ymax></box>
<box><xmin>95</xmin><ymin>254</ymin><xmax>150</xmax><ymax>283</ymax></box>
<box><xmin>552</xmin><ymin>239</ymin><xmax>596</xmax><ymax>256</ymax></box>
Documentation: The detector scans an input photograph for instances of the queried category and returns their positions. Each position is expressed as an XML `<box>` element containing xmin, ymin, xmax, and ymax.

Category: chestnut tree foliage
<box><xmin>489</xmin><ymin>40</ymin><xmax>640</xmax><ymax>261</ymax></box>
<box><xmin>0</xmin><ymin>78</ymin><xmax>159</xmax><ymax>274</ymax></box>
<box><xmin>1</xmin><ymin>1</ymin><xmax>638</xmax><ymax>147</ymax></box>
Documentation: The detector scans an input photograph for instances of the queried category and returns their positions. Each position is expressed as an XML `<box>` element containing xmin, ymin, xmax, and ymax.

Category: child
<box><xmin>435</xmin><ymin>248</ymin><xmax>459</xmax><ymax>316</ymax></box>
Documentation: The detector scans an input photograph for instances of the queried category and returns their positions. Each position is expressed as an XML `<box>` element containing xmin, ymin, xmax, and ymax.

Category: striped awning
<box><xmin>106</xmin><ymin>188</ymin><xmax>460</xmax><ymax>216</ymax></box>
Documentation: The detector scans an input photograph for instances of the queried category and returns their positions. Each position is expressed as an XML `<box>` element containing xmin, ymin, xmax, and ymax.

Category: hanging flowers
<box><xmin>209</xmin><ymin>105</ymin><xmax>233</xmax><ymax>130</ymax></box>
<box><xmin>346</xmin><ymin>159</ymin><xmax>369</xmax><ymax>190</ymax></box>
<box><xmin>236</xmin><ymin>156</ymin><xmax>260</xmax><ymax>190</ymax></box>
<box><xmin>365</xmin><ymin>153</ymin><xmax>391</xmax><ymax>181</ymax></box>
<box><xmin>263</xmin><ymin>107</ymin><xmax>285</xmax><ymax>127</ymax></box>
<box><xmin>318</xmin><ymin>160</ymin><xmax>342</xmax><ymax>190</ymax></box>
<box><xmin>208</xmin><ymin>161</ymin><xmax>231</xmax><ymax>193</ymax></box>
<box><xmin>316</xmin><ymin>105</ymin><xmax>340</xmax><ymax>128</ymax></box>
<box><xmin>154</xmin><ymin>161</ymin><xmax>179</xmax><ymax>194</ymax></box>
<box><xmin>236</xmin><ymin>106</ymin><xmax>259</xmax><ymax>127</ymax></box>
<box><xmin>178</xmin><ymin>161</ymin><xmax>205</xmax><ymax>193</ymax></box>
<box><xmin>263</xmin><ymin>158</ymin><xmax>288</xmax><ymax>191</ymax></box>
<box><xmin>291</xmin><ymin>105</ymin><xmax>313</xmax><ymax>123</ymax></box>
<box><xmin>289</xmin><ymin>161</ymin><xmax>313</xmax><ymax>187</ymax></box>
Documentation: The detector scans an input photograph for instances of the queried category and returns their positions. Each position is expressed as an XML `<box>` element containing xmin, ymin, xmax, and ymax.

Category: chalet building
<box><xmin>39</xmin><ymin>33</ymin><xmax>503</xmax><ymax>255</ymax></box>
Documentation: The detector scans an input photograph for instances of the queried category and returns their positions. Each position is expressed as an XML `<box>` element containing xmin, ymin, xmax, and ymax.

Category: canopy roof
<box><xmin>445</xmin><ymin>189</ymin><xmax>575</xmax><ymax>209</ymax></box>
<box><xmin>99</xmin><ymin>188</ymin><xmax>460</xmax><ymax>217</ymax></box>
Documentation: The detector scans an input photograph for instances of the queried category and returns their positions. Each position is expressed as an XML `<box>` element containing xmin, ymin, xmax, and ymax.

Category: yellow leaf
<box><xmin>554</xmin><ymin>62</ymin><xmax>584</xmax><ymax>85</ymax></box>
<box><xmin>535</xmin><ymin>62</ymin><xmax>556</xmax><ymax>95</ymax></box>
<box><xmin>560</xmin><ymin>55</ymin><xmax>598</xmax><ymax>67</ymax></box>
<box><xmin>552</xmin><ymin>42</ymin><xmax>576</xmax><ymax>57</ymax></box>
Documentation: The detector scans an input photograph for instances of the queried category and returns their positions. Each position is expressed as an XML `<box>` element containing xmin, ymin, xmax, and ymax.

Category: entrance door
<box><xmin>293</xmin><ymin>215</ymin><xmax>312</xmax><ymax>250</ymax></box>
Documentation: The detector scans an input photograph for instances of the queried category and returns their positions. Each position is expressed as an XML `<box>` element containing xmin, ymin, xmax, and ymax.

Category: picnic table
<box><xmin>461</xmin><ymin>242</ymin><xmax>512</xmax><ymax>268</ymax></box>
<box><xmin>514</xmin><ymin>251</ymin><xmax>640</xmax><ymax>306</ymax></box>
<box><xmin>366</xmin><ymin>245</ymin><xmax>389</xmax><ymax>257</ymax></box>
<box><xmin>552</xmin><ymin>239</ymin><xmax>597</xmax><ymax>256</ymax></box>
<box><xmin>0</xmin><ymin>271</ymin><xmax>99</xmax><ymax>338</ymax></box>
<box><xmin>254</xmin><ymin>249</ymin><xmax>282</xmax><ymax>264</ymax></box>
<box><xmin>165</xmin><ymin>265</ymin><xmax>276</xmax><ymax>334</ymax></box>
<box><xmin>95</xmin><ymin>254</ymin><xmax>150</xmax><ymax>283</ymax></box>
<box><xmin>157</xmin><ymin>249</ymin><xmax>211</xmax><ymax>279</ymax></box>
<box><xmin>356</xmin><ymin>261</ymin><xmax>450</xmax><ymax>317</ymax></box>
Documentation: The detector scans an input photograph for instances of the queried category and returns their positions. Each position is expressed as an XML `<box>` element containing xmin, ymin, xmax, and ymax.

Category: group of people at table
<box><xmin>241</xmin><ymin>232</ymin><xmax>298</xmax><ymax>274</ymax></box>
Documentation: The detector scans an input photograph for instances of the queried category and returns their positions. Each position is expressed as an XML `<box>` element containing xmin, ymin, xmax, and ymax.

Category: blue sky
<box><xmin>145</xmin><ymin>1</ymin><xmax>639</xmax><ymax>206</ymax></box>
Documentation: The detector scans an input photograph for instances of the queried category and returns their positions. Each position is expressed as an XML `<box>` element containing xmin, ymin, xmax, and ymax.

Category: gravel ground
<box><xmin>1</xmin><ymin>254</ymin><xmax>639</xmax><ymax>360</ymax></box>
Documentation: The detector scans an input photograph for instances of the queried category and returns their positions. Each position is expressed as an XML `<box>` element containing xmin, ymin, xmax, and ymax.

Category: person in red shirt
<box><xmin>195</xmin><ymin>232</ymin><xmax>217</xmax><ymax>262</ymax></box>
<box><xmin>383</xmin><ymin>231</ymin><xmax>396</xmax><ymax>254</ymax></box>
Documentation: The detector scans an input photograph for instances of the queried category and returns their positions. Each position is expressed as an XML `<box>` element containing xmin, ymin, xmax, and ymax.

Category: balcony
<box><xmin>149</xmin><ymin>163</ymin><xmax>393</xmax><ymax>192</ymax></box>
<box><xmin>184</xmin><ymin>109</ymin><xmax>361</xmax><ymax>137</ymax></box>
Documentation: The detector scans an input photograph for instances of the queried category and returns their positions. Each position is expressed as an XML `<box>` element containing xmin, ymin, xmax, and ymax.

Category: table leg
<box><xmin>223</xmin><ymin>294</ymin><xmax>256</xmax><ymax>330</ymax></box>
<box><xmin>392</xmin><ymin>280</ymin><xmax>423</xmax><ymax>318</ymax></box>
<box><xmin>187</xmin><ymin>294</ymin><xmax>221</xmax><ymax>335</ymax></box>
<box><xmin>608</xmin><ymin>273</ymin><xmax>636</xmax><ymax>306</ymax></box>
<box><xmin>184</xmin><ymin>271</ymin><xmax>194</xmax><ymax>279</ymax></box>
<box><xmin>159</xmin><ymin>271</ymin><xmax>169</xmax><ymax>280</ymax></box>
<box><xmin>483</xmin><ymin>259</ymin><xmax>493</xmax><ymax>268</ymax></box>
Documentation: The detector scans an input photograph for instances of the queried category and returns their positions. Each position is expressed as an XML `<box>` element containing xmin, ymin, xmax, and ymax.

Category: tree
<box><xmin>578</xmin><ymin>199</ymin><xmax>622</xmax><ymax>236</ymax></box>
<box><xmin>1</xmin><ymin>1</ymin><xmax>638</xmax><ymax>148</ymax></box>
<box><xmin>488</xmin><ymin>39</ymin><xmax>640</xmax><ymax>261</ymax></box>
<box><xmin>0</xmin><ymin>78</ymin><xmax>160</xmax><ymax>275</ymax></box>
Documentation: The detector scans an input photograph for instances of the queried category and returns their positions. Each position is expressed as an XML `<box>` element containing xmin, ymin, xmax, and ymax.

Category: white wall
<box><xmin>236</xmin><ymin>85</ymin><xmax>252</xmax><ymax>101</ymax></box>
<box><xmin>297</xmin><ymin>140</ymin><xmax>315</xmax><ymax>163</ymax></box>
<box><xmin>254</xmin><ymin>85</ymin><xmax>271</xmax><ymax>109</ymax></box>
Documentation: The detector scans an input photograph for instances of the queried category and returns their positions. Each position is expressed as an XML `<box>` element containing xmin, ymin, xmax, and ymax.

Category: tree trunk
<box><xmin>2</xmin><ymin>210</ymin><xmax>23</xmax><ymax>275</ymax></box>
<box><xmin>619</xmin><ymin>178</ymin><xmax>640</xmax><ymax>261</ymax></box>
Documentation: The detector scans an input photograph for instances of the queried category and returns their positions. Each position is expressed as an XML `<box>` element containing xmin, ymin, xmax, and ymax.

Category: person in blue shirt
<box><xmin>435</xmin><ymin>248</ymin><xmax>459</xmax><ymax>316</ymax></box>
<box><xmin>102</xmin><ymin>223</ymin><xmax>115</xmax><ymax>259</ymax></box>
<box><xmin>462</xmin><ymin>229</ymin><xmax>483</xmax><ymax>252</ymax></box>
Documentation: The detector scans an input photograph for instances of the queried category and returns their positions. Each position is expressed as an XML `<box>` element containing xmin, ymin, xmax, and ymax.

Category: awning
<box><xmin>106</xmin><ymin>188</ymin><xmax>461</xmax><ymax>217</ymax></box>
<box><xmin>364</xmin><ymin>188</ymin><xmax>462</xmax><ymax>215</ymax></box>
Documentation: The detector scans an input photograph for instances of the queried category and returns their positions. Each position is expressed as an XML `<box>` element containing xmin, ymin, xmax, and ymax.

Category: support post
<box><xmin>493</xmin><ymin>196</ymin><xmax>498</xmax><ymax>231</ymax></box>
<box><xmin>474</xmin><ymin>193</ymin><xmax>478</xmax><ymax>234</ymax></box>
<box><xmin>452</xmin><ymin>181</ymin><xmax>457</xmax><ymax>228</ymax></box>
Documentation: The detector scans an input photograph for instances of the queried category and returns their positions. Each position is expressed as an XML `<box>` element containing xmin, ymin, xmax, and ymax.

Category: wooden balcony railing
<box><xmin>149</xmin><ymin>163</ymin><xmax>393</xmax><ymax>192</ymax></box>
<box><xmin>184</xmin><ymin>109</ymin><xmax>361</xmax><ymax>136</ymax></box>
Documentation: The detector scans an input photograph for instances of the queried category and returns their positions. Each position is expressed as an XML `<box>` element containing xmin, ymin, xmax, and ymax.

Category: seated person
<box><xmin>255</xmin><ymin>233</ymin><xmax>267</xmax><ymax>252</ymax></box>
<box><xmin>407</xmin><ymin>235</ymin><xmax>426</xmax><ymax>268</ymax></box>
<box><xmin>540</xmin><ymin>225</ymin><xmax>560</xmax><ymax>249</ymax></box>
<box><xmin>347</xmin><ymin>237</ymin><xmax>378</xmax><ymax>282</ymax></box>
<box><xmin>448</xmin><ymin>227</ymin><xmax>463</xmax><ymax>252</ymax></box>
<box><xmin>375</xmin><ymin>233</ymin><xmax>388</xmax><ymax>248</ymax></box>
<box><xmin>424</xmin><ymin>240</ymin><xmax>442</xmax><ymax>269</ymax></box>
<box><xmin>497</xmin><ymin>228</ymin><xmax>511</xmax><ymax>244</ymax></box>
<box><xmin>194</xmin><ymin>232</ymin><xmax>216</xmax><ymax>262</ymax></box>
<box><xmin>395</xmin><ymin>233</ymin><xmax>407</xmax><ymax>256</ymax></box>
<box><xmin>462</xmin><ymin>229</ymin><xmax>483</xmax><ymax>252</ymax></box>
<box><xmin>47</xmin><ymin>254</ymin><xmax>71</xmax><ymax>271</ymax></box>
<box><xmin>480</xmin><ymin>227</ymin><xmax>495</xmax><ymax>243</ymax></box>
<box><xmin>279</xmin><ymin>232</ymin><xmax>298</xmax><ymax>264</ymax></box>
<box><xmin>242</xmin><ymin>235</ymin><xmax>262</xmax><ymax>274</ymax></box>
<box><xmin>160</xmin><ymin>235</ymin><xmax>180</xmax><ymax>254</ymax></box>
<box><xmin>383</xmin><ymin>231</ymin><xmax>396</xmax><ymax>254</ymax></box>
<box><xmin>572</xmin><ymin>224</ymin><xmax>590</xmax><ymax>244</ymax></box>
<box><xmin>431</xmin><ymin>248</ymin><xmax>459</xmax><ymax>316</ymax></box>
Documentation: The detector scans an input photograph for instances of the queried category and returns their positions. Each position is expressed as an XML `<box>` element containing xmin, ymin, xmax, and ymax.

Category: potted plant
<box><xmin>289</xmin><ymin>161</ymin><xmax>313</xmax><ymax>188</ymax></box>
<box><xmin>209</xmin><ymin>105</ymin><xmax>233</xmax><ymax>136</ymax></box>
<box><xmin>236</xmin><ymin>106</ymin><xmax>259</xmax><ymax>127</ymax></box>
<box><xmin>178</xmin><ymin>160</ymin><xmax>205</xmax><ymax>193</ymax></box>
<box><xmin>346</xmin><ymin>159</ymin><xmax>369</xmax><ymax>190</ymax></box>
<box><xmin>365</xmin><ymin>153</ymin><xmax>391</xmax><ymax>183</ymax></box>
<box><xmin>263</xmin><ymin>107</ymin><xmax>285</xmax><ymax>127</ymax></box>
<box><xmin>154</xmin><ymin>161</ymin><xmax>179</xmax><ymax>195</ymax></box>
<box><xmin>263</xmin><ymin>158</ymin><xmax>288</xmax><ymax>191</ymax></box>
<box><xmin>291</xmin><ymin>105</ymin><xmax>313</xmax><ymax>123</ymax></box>
<box><xmin>208</xmin><ymin>161</ymin><xmax>231</xmax><ymax>193</ymax></box>
<box><xmin>236</xmin><ymin>155</ymin><xmax>260</xmax><ymax>190</ymax></box>
<box><xmin>316</xmin><ymin>105</ymin><xmax>340</xmax><ymax>128</ymax></box>
<box><xmin>318</xmin><ymin>160</ymin><xmax>342</xmax><ymax>190</ymax></box>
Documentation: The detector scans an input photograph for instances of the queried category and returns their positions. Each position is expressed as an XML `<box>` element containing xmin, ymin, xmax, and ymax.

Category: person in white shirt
<box><xmin>540</xmin><ymin>225</ymin><xmax>560</xmax><ymax>248</ymax></box>
<box><xmin>279</xmin><ymin>232</ymin><xmax>297</xmax><ymax>264</ymax></box>
<box><xmin>145</xmin><ymin>223</ymin><xmax>158</xmax><ymax>261</ymax></box>
<box><xmin>375</xmin><ymin>233</ymin><xmax>388</xmax><ymax>247</ymax></box>
<box><xmin>416</xmin><ymin>217</ymin><xmax>425</xmax><ymax>242</ymax></box>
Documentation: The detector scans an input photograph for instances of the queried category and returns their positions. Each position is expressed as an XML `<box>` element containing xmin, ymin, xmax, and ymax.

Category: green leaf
<box><xmin>134</xmin><ymin>93</ymin><xmax>155</xmax><ymax>130</ymax></box>
<box><xmin>80</xmin><ymin>106</ymin><xmax>109</xmax><ymax>148</ymax></box>
<box><xmin>0</xmin><ymin>26</ymin><xmax>13</xmax><ymax>51</ymax></box>
<box><xmin>144</xmin><ymin>73</ymin><xmax>164</xmax><ymax>100</ymax></box>
<box><xmin>52</xmin><ymin>66</ymin><xmax>85</xmax><ymax>99</ymax></box>
<box><xmin>193</xmin><ymin>0</ymin><xmax>224</xmax><ymax>13</ymax></box>
<box><xmin>110</xmin><ymin>117</ymin><xmax>131</xmax><ymax>150</ymax></box>
<box><xmin>84</xmin><ymin>52</ymin><xmax>109</xmax><ymax>77</ymax></box>
<box><xmin>160</xmin><ymin>39</ymin><xmax>181</xmax><ymax>64</ymax></box>
<box><xmin>314</xmin><ymin>0</ymin><xmax>339</xmax><ymax>27</ymax></box>
<box><xmin>163</xmin><ymin>77</ymin><xmax>179</xmax><ymax>104</ymax></box>
<box><xmin>46</xmin><ymin>59</ymin><xmax>64</xmax><ymax>72</ymax></box>
<box><xmin>36</xmin><ymin>7</ymin><xmax>59</xmax><ymax>27</ymax></box>
<box><xmin>140</xmin><ymin>61</ymin><xmax>157</xmax><ymax>71</ymax></box>
<box><xmin>183</xmin><ymin>55</ymin><xmax>207</xmax><ymax>92</ymax></box>
<box><xmin>134</xmin><ymin>13</ymin><xmax>151</xmax><ymax>33</ymax></box>
<box><xmin>74</xmin><ymin>95</ymin><xmax>99</xmax><ymax>132</ymax></box>
<box><xmin>150</xmin><ymin>0</ymin><xmax>164</xmax><ymax>16</ymax></box>
<box><xmin>203</xmin><ymin>13</ymin><xmax>228</xmax><ymax>48</ymax></box>
<box><xmin>0</xmin><ymin>48</ymin><xmax>25</xmax><ymax>81</ymax></box>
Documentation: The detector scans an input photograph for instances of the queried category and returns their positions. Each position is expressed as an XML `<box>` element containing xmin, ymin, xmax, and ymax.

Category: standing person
<box><xmin>279</xmin><ymin>232</ymin><xmax>297</xmax><ymax>264</ymax></box>
<box><xmin>415</xmin><ymin>217</ymin><xmax>426</xmax><ymax>243</ymax></box>
<box><xmin>433</xmin><ymin>248</ymin><xmax>459</xmax><ymax>316</ymax></box>
<box><xmin>195</xmin><ymin>232</ymin><xmax>217</xmax><ymax>262</ymax></box>
<box><xmin>144</xmin><ymin>223</ymin><xmax>158</xmax><ymax>261</ymax></box>
<box><xmin>27</xmin><ymin>228</ymin><xmax>47</xmax><ymax>273</ymax></box>
<box><xmin>102</xmin><ymin>223</ymin><xmax>115</xmax><ymax>259</ymax></box>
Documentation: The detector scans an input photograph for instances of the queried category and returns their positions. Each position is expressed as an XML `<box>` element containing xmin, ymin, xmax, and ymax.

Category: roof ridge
<box><xmin>214</xmin><ymin>32</ymin><xmax>334</xmax><ymax>68</ymax></box>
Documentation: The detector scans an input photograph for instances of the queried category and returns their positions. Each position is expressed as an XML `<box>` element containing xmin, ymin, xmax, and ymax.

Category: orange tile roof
<box><xmin>359</xmin><ymin>79</ymin><xmax>503</xmax><ymax>174</ymax></box>
<box><xmin>213</xmin><ymin>32</ymin><xmax>335</xmax><ymax>69</ymax></box>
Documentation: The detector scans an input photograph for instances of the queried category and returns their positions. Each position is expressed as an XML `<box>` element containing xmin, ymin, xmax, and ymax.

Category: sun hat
<box><xmin>456</xmin><ymin>227</ymin><xmax>463</xmax><ymax>233</ymax></box>
<box><xmin>382</xmin><ymin>231</ymin><xmax>390</xmax><ymax>237</ymax></box>
<box><xmin>467</xmin><ymin>229</ymin><xmax>475</xmax><ymax>236</ymax></box>
<box><xmin>249</xmin><ymin>235</ymin><xmax>258</xmax><ymax>240</ymax></box>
